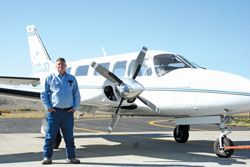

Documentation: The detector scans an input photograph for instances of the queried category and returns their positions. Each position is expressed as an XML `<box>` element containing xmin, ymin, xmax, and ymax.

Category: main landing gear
<box><xmin>174</xmin><ymin>115</ymin><xmax>234</xmax><ymax>158</ymax></box>
<box><xmin>173</xmin><ymin>125</ymin><xmax>190</xmax><ymax>143</ymax></box>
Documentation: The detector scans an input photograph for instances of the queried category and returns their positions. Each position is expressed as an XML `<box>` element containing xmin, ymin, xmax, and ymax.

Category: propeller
<box><xmin>108</xmin><ymin>98</ymin><xmax>124</xmax><ymax>132</ymax></box>
<box><xmin>138</xmin><ymin>96</ymin><xmax>160</xmax><ymax>113</ymax></box>
<box><xmin>90</xmin><ymin>46</ymin><xmax>160</xmax><ymax>132</ymax></box>
<box><xmin>91</xmin><ymin>61</ymin><xmax>123</xmax><ymax>85</ymax></box>
<box><xmin>131</xmin><ymin>46</ymin><xmax>147</xmax><ymax>79</ymax></box>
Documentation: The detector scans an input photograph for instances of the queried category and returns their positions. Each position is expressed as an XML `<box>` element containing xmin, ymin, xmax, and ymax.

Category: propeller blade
<box><xmin>108</xmin><ymin>98</ymin><xmax>124</xmax><ymax>132</ymax></box>
<box><xmin>108</xmin><ymin>114</ymin><xmax>121</xmax><ymax>133</ymax></box>
<box><xmin>131</xmin><ymin>46</ymin><xmax>148</xmax><ymax>79</ymax></box>
<box><xmin>138</xmin><ymin>96</ymin><xmax>160</xmax><ymax>113</ymax></box>
<box><xmin>91</xmin><ymin>61</ymin><xmax>123</xmax><ymax>85</ymax></box>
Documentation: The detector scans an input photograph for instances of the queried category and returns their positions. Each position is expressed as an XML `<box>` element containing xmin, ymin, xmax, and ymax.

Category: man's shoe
<box><xmin>66</xmin><ymin>158</ymin><xmax>80</xmax><ymax>164</ymax></box>
<box><xmin>41</xmin><ymin>158</ymin><xmax>52</xmax><ymax>165</ymax></box>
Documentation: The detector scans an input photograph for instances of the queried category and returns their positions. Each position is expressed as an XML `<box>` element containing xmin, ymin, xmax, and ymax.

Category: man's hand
<box><xmin>68</xmin><ymin>108</ymin><xmax>75</xmax><ymax>112</ymax></box>
<box><xmin>48</xmin><ymin>108</ymin><xmax>56</xmax><ymax>112</ymax></box>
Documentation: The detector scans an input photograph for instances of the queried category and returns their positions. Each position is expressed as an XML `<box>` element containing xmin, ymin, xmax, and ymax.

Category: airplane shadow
<box><xmin>0</xmin><ymin>133</ymin><xmax>249</xmax><ymax>166</ymax></box>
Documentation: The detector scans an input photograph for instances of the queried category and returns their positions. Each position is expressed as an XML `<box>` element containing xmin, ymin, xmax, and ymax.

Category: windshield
<box><xmin>153</xmin><ymin>54</ymin><xmax>197</xmax><ymax>76</ymax></box>
<box><xmin>177</xmin><ymin>55</ymin><xmax>197</xmax><ymax>68</ymax></box>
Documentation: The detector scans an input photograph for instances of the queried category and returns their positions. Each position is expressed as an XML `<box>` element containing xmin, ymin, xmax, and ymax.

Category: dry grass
<box><xmin>0</xmin><ymin>110</ymin><xmax>45</xmax><ymax>118</ymax></box>
<box><xmin>229</xmin><ymin>117</ymin><xmax>250</xmax><ymax>127</ymax></box>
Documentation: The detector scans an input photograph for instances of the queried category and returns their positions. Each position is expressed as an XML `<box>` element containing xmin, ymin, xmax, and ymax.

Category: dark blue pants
<box><xmin>43</xmin><ymin>108</ymin><xmax>76</xmax><ymax>159</ymax></box>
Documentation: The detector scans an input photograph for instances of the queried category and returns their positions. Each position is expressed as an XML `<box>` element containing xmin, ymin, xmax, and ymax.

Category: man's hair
<box><xmin>56</xmin><ymin>57</ymin><xmax>66</xmax><ymax>63</ymax></box>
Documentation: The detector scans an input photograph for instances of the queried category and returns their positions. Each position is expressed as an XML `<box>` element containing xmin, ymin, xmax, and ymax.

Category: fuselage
<box><xmin>63</xmin><ymin>50</ymin><xmax>250</xmax><ymax>117</ymax></box>
<box><xmin>26</xmin><ymin>25</ymin><xmax>250</xmax><ymax>118</ymax></box>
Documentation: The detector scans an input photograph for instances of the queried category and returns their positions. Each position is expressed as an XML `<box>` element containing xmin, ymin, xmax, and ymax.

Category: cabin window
<box><xmin>113</xmin><ymin>61</ymin><xmax>127</xmax><ymax>77</ymax></box>
<box><xmin>75</xmin><ymin>65</ymin><xmax>89</xmax><ymax>76</ymax></box>
<box><xmin>94</xmin><ymin>63</ymin><xmax>110</xmax><ymax>76</ymax></box>
<box><xmin>153</xmin><ymin>54</ymin><xmax>191</xmax><ymax>76</ymax></box>
<box><xmin>127</xmin><ymin>59</ymin><xmax>152</xmax><ymax>77</ymax></box>
<box><xmin>66</xmin><ymin>67</ymin><xmax>71</xmax><ymax>74</ymax></box>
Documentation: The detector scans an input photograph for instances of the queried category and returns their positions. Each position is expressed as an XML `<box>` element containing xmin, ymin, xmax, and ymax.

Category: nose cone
<box><xmin>189</xmin><ymin>69</ymin><xmax>250</xmax><ymax>115</ymax></box>
<box><xmin>118</xmin><ymin>78</ymin><xmax>145</xmax><ymax>99</ymax></box>
<box><xmin>190</xmin><ymin>69</ymin><xmax>250</xmax><ymax>93</ymax></box>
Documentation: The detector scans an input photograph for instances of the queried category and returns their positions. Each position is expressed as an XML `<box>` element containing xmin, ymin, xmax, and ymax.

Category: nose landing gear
<box><xmin>213</xmin><ymin>136</ymin><xmax>234</xmax><ymax>158</ymax></box>
<box><xmin>213</xmin><ymin>116</ymin><xmax>234</xmax><ymax>158</ymax></box>
<box><xmin>174</xmin><ymin>115</ymin><xmax>238</xmax><ymax>158</ymax></box>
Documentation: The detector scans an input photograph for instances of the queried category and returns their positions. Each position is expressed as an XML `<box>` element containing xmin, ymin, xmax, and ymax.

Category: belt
<box><xmin>53</xmin><ymin>107</ymin><xmax>72</xmax><ymax>110</ymax></box>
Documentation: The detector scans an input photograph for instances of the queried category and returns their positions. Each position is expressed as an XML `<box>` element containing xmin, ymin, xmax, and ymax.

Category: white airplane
<box><xmin>1</xmin><ymin>25</ymin><xmax>250</xmax><ymax>158</ymax></box>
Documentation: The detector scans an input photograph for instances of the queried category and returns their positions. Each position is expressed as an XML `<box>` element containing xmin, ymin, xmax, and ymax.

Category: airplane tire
<box><xmin>213</xmin><ymin>137</ymin><xmax>234</xmax><ymax>158</ymax></box>
<box><xmin>173</xmin><ymin>126</ymin><xmax>189</xmax><ymax>143</ymax></box>
<box><xmin>53</xmin><ymin>131</ymin><xmax>62</xmax><ymax>149</ymax></box>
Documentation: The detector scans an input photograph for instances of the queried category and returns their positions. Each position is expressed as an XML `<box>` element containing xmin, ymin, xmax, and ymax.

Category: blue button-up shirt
<box><xmin>40</xmin><ymin>72</ymin><xmax>81</xmax><ymax>110</ymax></box>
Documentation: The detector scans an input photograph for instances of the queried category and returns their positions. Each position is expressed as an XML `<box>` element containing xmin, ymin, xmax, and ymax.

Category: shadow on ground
<box><xmin>0</xmin><ymin>133</ymin><xmax>249</xmax><ymax>166</ymax></box>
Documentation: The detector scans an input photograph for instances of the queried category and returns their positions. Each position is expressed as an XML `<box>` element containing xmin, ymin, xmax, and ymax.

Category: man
<box><xmin>40</xmin><ymin>57</ymin><xmax>81</xmax><ymax>164</ymax></box>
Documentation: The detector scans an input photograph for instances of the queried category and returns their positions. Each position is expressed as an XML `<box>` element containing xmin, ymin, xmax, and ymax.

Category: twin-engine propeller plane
<box><xmin>1</xmin><ymin>25</ymin><xmax>250</xmax><ymax>158</ymax></box>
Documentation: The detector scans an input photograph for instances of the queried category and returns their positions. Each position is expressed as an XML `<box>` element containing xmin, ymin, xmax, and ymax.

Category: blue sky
<box><xmin>0</xmin><ymin>0</ymin><xmax>249</xmax><ymax>78</ymax></box>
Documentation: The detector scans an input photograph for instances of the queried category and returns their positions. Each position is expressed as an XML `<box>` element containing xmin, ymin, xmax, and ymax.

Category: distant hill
<box><xmin>0</xmin><ymin>95</ymin><xmax>44</xmax><ymax>112</ymax></box>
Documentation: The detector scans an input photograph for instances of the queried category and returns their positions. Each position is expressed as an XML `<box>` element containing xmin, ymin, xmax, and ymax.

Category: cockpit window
<box><xmin>177</xmin><ymin>55</ymin><xmax>197</xmax><ymax>68</ymax></box>
<box><xmin>154</xmin><ymin>54</ymin><xmax>195</xmax><ymax>76</ymax></box>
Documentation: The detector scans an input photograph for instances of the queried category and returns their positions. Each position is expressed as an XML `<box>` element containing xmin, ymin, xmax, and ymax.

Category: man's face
<box><xmin>56</xmin><ymin>60</ymin><xmax>67</xmax><ymax>74</ymax></box>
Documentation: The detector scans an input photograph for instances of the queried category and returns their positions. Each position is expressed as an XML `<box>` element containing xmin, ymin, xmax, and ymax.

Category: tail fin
<box><xmin>26</xmin><ymin>25</ymin><xmax>54</xmax><ymax>78</ymax></box>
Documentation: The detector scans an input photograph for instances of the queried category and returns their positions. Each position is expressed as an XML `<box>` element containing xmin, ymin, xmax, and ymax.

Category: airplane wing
<box><xmin>0</xmin><ymin>76</ymin><xmax>40</xmax><ymax>86</ymax></box>
<box><xmin>0</xmin><ymin>76</ymin><xmax>40</xmax><ymax>99</ymax></box>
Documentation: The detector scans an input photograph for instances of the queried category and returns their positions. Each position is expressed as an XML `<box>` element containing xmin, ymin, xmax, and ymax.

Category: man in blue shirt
<box><xmin>41</xmin><ymin>57</ymin><xmax>81</xmax><ymax>164</ymax></box>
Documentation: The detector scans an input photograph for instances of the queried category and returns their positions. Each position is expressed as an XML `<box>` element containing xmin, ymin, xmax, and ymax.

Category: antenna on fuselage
<box><xmin>101</xmin><ymin>46</ymin><xmax>107</xmax><ymax>57</ymax></box>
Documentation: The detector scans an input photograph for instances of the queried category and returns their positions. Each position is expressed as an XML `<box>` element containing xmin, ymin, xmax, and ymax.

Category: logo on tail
<box><xmin>26</xmin><ymin>25</ymin><xmax>54</xmax><ymax>77</ymax></box>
